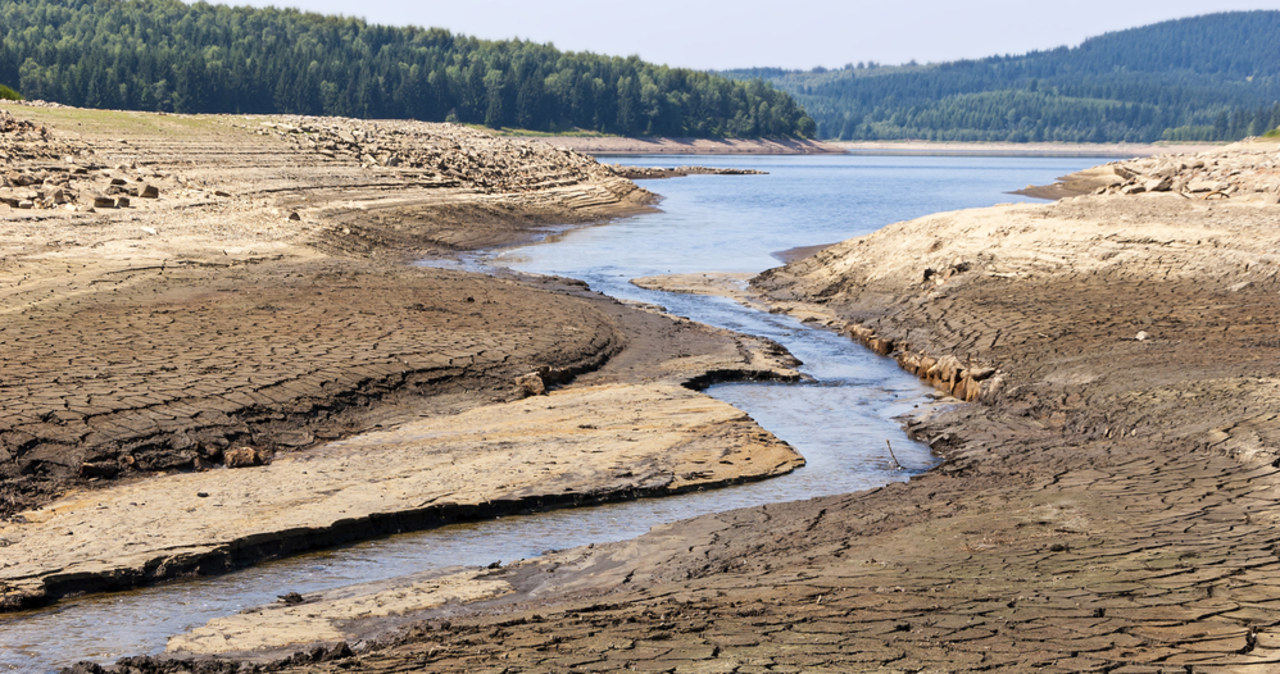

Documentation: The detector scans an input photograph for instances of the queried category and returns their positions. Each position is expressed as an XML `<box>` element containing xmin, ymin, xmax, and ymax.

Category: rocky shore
<box><xmin>87</xmin><ymin>139</ymin><xmax>1280</xmax><ymax>672</ymax></box>
<box><xmin>0</xmin><ymin>103</ymin><xmax>810</xmax><ymax>620</ymax></box>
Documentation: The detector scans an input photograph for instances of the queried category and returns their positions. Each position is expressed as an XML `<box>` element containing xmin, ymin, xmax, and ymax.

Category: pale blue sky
<box><xmin>234</xmin><ymin>1</ymin><xmax>1280</xmax><ymax>70</ymax></box>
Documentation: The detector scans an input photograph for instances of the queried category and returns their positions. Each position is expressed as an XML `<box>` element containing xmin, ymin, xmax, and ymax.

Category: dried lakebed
<box><xmin>1</xmin><ymin>154</ymin><xmax>1106</xmax><ymax>670</ymax></box>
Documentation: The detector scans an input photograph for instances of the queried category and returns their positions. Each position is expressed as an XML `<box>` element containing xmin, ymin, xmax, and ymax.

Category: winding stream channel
<box><xmin>1</xmin><ymin>154</ymin><xmax>1106</xmax><ymax>672</ymax></box>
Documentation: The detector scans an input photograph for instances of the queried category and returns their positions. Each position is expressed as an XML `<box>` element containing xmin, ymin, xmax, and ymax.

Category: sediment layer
<box><xmin>0</xmin><ymin>103</ymin><xmax>808</xmax><ymax>617</ymax></box>
<box><xmin>123</xmin><ymin>140</ymin><xmax>1280</xmax><ymax>672</ymax></box>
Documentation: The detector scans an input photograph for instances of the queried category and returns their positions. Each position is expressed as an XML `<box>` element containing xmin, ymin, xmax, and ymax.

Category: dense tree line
<box><xmin>727</xmin><ymin>11</ymin><xmax>1280</xmax><ymax>142</ymax></box>
<box><xmin>0</xmin><ymin>0</ymin><xmax>814</xmax><ymax>138</ymax></box>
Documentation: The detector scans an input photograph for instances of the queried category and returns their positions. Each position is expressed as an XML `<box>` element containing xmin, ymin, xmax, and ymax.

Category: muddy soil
<box><xmin>0</xmin><ymin>102</ymin><xmax>824</xmax><ymax>629</ymax></box>
<box><xmin>0</xmin><ymin>103</ymin><xmax>650</xmax><ymax>520</ymax></box>
<box><xmin>95</xmin><ymin>142</ymin><xmax>1280</xmax><ymax>672</ymax></box>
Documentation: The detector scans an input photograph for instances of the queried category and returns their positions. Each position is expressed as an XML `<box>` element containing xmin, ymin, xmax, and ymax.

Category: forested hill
<box><xmin>0</xmin><ymin>0</ymin><xmax>814</xmax><ymax>138</ymax></box>
<box><xmin>726</xmin><ymin>11</ymin><xmax>1280</xmax><ymax>142</ymax></box>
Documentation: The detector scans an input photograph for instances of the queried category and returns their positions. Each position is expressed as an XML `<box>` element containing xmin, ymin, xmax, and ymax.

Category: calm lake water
<box><xmin>0</xmin><ymin>154</ymin><xmax>1106</xmax><ymax>672</ymax></box>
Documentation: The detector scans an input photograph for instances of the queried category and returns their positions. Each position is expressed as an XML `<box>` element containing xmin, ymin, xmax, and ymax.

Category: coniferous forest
<box><xmin>0</xmin><ymin>0</ymin><xmax>815</xmax><ymax>138</ymax></box>
<box><xmin>726</xmin><ymin>11</ymin><xmax>1280</xmax><ymax>142</ymax></box>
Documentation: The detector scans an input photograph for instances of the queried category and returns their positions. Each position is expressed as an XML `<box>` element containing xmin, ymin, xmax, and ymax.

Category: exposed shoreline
<box><xmin>104</xmin><ymin>140</ymin><xmax>1280</xmax><ymax>672</ymax></box>
<box><xmin>0</xmin><ymin>103</ymin><xmax>812</xmax><ymax>622</ymax></box>
<box><xmin>31</xmin><ymin>104</ymin><xmax>1280</xmax><ymax>671</ymax></box>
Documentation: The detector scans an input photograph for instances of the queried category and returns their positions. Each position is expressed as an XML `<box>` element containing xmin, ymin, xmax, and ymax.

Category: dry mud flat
<box><xmin>114</xmin><ymin>141</ymin><xmax>1280</xmax><ymax>672</ymax></box>
<box><xmin>0</xmin><ymin>102</ymin><xmax>813</xmax><ymax>623</ymax></box>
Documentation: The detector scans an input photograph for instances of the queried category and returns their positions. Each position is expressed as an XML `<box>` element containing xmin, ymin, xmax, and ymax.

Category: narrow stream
<box><xmin>1</xmin><ymin>154</ymin><xmax>1106</xmax><ymax>672</ymax></box>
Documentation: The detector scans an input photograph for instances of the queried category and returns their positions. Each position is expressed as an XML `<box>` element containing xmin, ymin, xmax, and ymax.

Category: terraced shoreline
<box><xmin>23</xmin><ymin>102</ymin><xmax>1280</xmax><ymax>671</ymax></box>
<box><xmin>0</xmin><ymin>103</ymin><xmax>809</xmax><ymax>619</ymax></box>
<box><xmin>86</xmin><ymin>140</ymin><xmax>1280</xmax><ymax>673</ymax></box>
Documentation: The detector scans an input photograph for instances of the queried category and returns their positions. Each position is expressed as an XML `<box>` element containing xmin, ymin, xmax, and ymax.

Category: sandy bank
<box><xmin>0</xmin><ymin>103</ymin><xmax>812</xmax><ymax>620</ymax></box>
<box><xmin>136</xmin><ymin>141</ymin><xmax>1280</xmax><ymax>672</ymax></box>
<box><xmin>3</xmin><ymin>382</ymin><xmax>800</xmax><ymax>613</ymax></box>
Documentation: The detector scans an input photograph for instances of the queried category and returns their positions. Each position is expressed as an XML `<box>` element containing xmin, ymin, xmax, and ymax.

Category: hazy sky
<box><xmin>233</xmin><ymin>1</ymin><xmax>1280</xmax><ymax>70</ymax></box>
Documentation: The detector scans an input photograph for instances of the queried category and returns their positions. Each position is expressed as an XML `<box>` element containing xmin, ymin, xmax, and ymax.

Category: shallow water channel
<box><xmin>1</xmin><ymin>154</ymin><xmax>1106</xmax><ymax>672</ymax></box>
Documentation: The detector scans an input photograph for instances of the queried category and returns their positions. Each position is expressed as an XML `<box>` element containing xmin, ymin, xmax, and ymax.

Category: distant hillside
<box><xmin>0</xmin><ymin>0</ymin><xmax>813</xmax><ymax>138</ymax></box>
<box><xmin>726</xmin><ymin>11</ymin><xmax>1280</xmax><ymax>142</ymax></box>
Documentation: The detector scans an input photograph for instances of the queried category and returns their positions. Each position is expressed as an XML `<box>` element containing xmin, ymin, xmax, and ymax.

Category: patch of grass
<box><xmin>0</xmin><ymin>84</ymin><xmax>21</xmax><ymax>101</ymax></box>
<box><xmin>1264</xmin><ymin>127</ymin><xmax>1280</xmax><ymax>138</ymax></box>
<box><xmin>0</xmin><ymin>105</ymin><xmax>237</xmax><ymax>139</ymax></box>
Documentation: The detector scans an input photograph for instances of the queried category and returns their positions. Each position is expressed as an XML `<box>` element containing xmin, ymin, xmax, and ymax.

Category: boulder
<box><xmin>515</xmin><ymin>372</ymin><xmax>546</xmax><ymax>397</ymax></box>
<box><xmin>224</xmin><ymin>446</ymin><xmax>270</xmax><ymax>468</ymax></box>
<box><xmin>140</xmin><ymin>184</ymin><xmax>159</xmax><ymax>198</ymax></box>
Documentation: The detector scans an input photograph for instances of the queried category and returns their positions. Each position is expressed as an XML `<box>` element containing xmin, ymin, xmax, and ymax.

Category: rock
<box><xmin>140</xmin><ymin>184</ymin><xmax>159</xmax><ymax>198</ymax></box>
<box><xmin>1135</xmin><ymin>331</ymin><xmax>1149</xmax><ymax>342</ymax></box>
<box><xmin>92</xmin><ymin>195</ymin><xmax>116</xmax><ymax>208</ymax></box>
<box><xmin>224</xmin><ymin>446</ymin><xmax>270</xmax><ymax>468</ymax></box>
<box><xmin>287</xmin><ymin>211</ymin><xmax>301</xmax><ymax>221</ymax></box>
<box><xmin>1144</xmin><ymin>177</ymin><xmax>1173</xmax><ymax>192</ymax></box>
<box><xmin>516</xmin><ymin>372</ymin><xmax>546</xmax><ymax>397</ymax></box>
<box><xmin>1187</xmin><ymin>179</ymin><xmax>1220</xmax><ymax>193</ymax></box>
<box><xmin>967</xmin><ymin>365</ymin><xmax>997</xmax><ymax>380</ymax></box>
<box><xmin>114</xmin><ymin>196</ymin><xmax>130</xmax><ymax>208</ymax></box>
<box><xmin>1122</xmin><ymin>184</ymin><xmax>1146</xmax><ymax>195</ymax></box>
<box><xmin>16</xmin><ymin>200</ymin><xmax>33</xmax><ymax>209</ymax></box>
<box><xmin>214</xmin><ymin>190</ymin><xmax>231</xmax><ymax>197</ymax></box>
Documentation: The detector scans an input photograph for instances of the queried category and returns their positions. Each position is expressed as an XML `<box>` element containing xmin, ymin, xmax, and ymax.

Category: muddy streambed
<box><xmin>0</xmin><ymin>154</ymin><xmax>1106</xmax><ymax>671</ymax></box>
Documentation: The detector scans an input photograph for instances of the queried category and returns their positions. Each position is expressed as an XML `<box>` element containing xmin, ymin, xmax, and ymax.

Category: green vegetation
<box><xmin>0</xmin><ymin>84</ymin><xmax>21</xmax><ymax>100</ymax></box>
<box><xmin>1264</xmin><ymin>128</ymin><xmax>1280</xmax><ymax>139</ymax></box>
<box><xmin>726</xmin><ymin>11</ymin><xmax>1280</xmax><ymax>142</ymax></box>
<box><xmin>0</xmin><ymin>0</ymin><xmax>813</xmax><ymax>138</ymax></box>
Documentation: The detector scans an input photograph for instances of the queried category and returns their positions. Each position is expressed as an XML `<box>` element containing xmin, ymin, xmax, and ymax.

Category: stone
<box><xmin>225</xmin><ymin>446</ymin><xmax>269</xmax><ymax>468</ymax></box>
<box><xmin>92</xmin><ymin>195</ymin><xmax>116</xmax><ymax>208</ymax></box>
<box><xmin>140</xmin><ymin>184</ymin><xmax>159</xmax><ymax>198</ymax></box>
<box><xmin>516</xmin><ymin>372</ymin><xmax>546</xmax><ymax>397</ymax></box>
<box><xmin>1122</xmin><ymin>184</ymin><xmax>1146</xmax><ymax>195</ymax></box>
<box><xmin>1144</xmin><ymin>177</ymin><xmax>1173</xmax><ymax>192</ymax></box>
<box><xmin>287</xmin><ymin>211</ymin><xmax>301</xmax><ymax>221</ymax></box>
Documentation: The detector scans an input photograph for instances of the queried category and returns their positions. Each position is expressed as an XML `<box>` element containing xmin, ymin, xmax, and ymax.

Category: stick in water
<box><xmin>885</xmin><ymin>439</ymin><xmax>902</xmax><ymax>470</ymax></box>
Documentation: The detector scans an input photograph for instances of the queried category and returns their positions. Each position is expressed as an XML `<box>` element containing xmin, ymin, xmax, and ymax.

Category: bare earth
<box><xmin>0</xmin><ymin>103</ymin><xmax>811</xmax><ymax>619</ymax></box>
<box><xmin>39</xmin><ymin>108</ymin><xmax>1280</xmax><ymax>671</ymax></box>
<box><xmin>96</xmin><ymin>140</ymin><xmax>1280</xmax><ymax>673</ymax></box>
